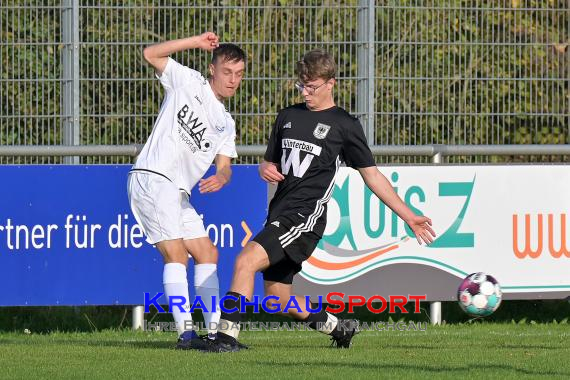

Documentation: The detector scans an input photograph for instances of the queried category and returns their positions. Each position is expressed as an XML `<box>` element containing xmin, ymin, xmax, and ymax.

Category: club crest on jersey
<box><xmin>313</xmin><ymin>123</ymin><xmax>331</xmax><ymax>139</ymax></box>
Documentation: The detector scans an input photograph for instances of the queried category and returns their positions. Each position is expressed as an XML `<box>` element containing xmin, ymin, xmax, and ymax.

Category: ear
<box><xmin>209</xmin><ymin>63</ymin><xmax>215</xmax><ymax>77</ymax></box>
<box><xmin>325</xmin><ymin>78</ymin><xmax>336</xmax><ymax>92</ymax></box>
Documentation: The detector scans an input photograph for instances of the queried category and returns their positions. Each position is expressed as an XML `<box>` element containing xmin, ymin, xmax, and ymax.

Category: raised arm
<box><xmin>143</xmin><ymin>32</ymin><xmax>219</xmax><ymax>75</ymax></box>
<box><xmin>358</xmin><ymin>166</ymin><xmax>436</xmax><ymax>245</ymax></box>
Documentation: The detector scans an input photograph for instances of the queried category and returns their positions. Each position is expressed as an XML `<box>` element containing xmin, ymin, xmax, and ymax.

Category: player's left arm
<box><xmin>199</xmin><ymin>154</ymin><xmax>232</xmax><ymax>194</ymax></box>
<box><xmin>358</xmin><ymin>166</ymin><xmax>436</xmax><ymax>245</ymax></box>
<box><xmin>342</xmin><ymin>116</ymin><xmax>435</xmax><ymax>245</ymax></box>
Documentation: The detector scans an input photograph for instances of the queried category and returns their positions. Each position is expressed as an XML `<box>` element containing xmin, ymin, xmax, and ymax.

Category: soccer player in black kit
<box><xmin>207</xmin><ymin>49</ymin><xmax>436</xmax><ymax>352</ymax></box>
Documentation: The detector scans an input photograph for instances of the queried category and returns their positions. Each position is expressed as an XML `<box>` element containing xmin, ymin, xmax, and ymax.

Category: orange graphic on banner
<box><xmin>548</xmin><ymin>214</ymin><xmax>570</xmax><ymax>258</ymax></box>
<box><xmin>513</xmin><ymin>213</ymin><xmax>570</xmax><ymax>259</ymax></box>
<box><xmin>512</xmin><ymin>214</ymin><xmax>543</xmax><ymax>259</ymax></box>
<box><xmin>307</xmin><ymin>244</ymin><xmax>399</xmax><ymax>270</ymax></box>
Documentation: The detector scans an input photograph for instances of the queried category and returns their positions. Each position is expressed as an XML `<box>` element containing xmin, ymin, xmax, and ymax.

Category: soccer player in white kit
<box><xmin>127</xmin><ymin>32</ymin><xmax>246</xmax><ymax>350</ymax></box>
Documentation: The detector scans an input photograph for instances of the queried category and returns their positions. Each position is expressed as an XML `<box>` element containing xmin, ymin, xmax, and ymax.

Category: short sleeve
<box><xmin>217</xmin><ymin>133</ymin><xmax>238</xmax><ymax>158</ymax></box>
<box><xmin>157</xmin><ymin>57</ymin><xmax>205</xmax><ymax>91</ymax></box>
<box><xmin>341</xmin><ymin>118</ymin><xmax>376</xmax><ymax>169</ymax></box>
<box><xmin>263</xmin><ymin>112</ymin><xmax>284</xmax><ymax>163</ymax></box>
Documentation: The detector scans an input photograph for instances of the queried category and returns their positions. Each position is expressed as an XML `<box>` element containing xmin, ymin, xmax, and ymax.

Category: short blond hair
<box><xmin>295</xmin><ymin>49</ymin><xmax>336</xmax><ymax>82</ymax></box>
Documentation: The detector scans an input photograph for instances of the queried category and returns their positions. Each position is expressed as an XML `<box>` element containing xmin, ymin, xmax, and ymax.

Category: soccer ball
<box><xmin>457</xmin><ymin>272</ymin><xmax>502</xmax><ymax>317</ymax></box>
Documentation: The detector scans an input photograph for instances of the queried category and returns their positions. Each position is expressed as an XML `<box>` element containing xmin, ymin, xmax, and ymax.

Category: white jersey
<box><xmin>133</xmin><ymin>57</ymin><xmax>237</xmax><ymax>194</ymax></box>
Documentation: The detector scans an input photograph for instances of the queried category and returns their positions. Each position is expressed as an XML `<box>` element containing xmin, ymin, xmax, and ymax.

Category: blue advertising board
<box><xmin>0</xmin><ymin>165</ymin><xmax>267</xmax><ymax>306</ymax></box>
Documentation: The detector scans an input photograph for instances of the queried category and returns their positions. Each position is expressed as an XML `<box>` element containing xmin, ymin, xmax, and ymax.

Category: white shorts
<box><xmin>127</xmin><ymin>171</ymin><xmax>207</xmax><ymax>244</ymax></box>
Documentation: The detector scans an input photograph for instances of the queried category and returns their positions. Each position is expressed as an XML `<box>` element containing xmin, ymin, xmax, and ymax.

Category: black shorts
<box><xmin>252</xmin><ymin>217</ymin><xmax>320</xmax><ymax>285</ymax></box>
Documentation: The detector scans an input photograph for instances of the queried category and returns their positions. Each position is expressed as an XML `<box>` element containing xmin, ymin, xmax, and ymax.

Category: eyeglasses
<box><xmin>294</xmin><ymin>79</ymin><xmax>330</xmax><ymax>95</ymax></box>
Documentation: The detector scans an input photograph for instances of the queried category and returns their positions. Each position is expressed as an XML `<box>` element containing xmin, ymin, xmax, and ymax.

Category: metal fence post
<box><xmin>62</xmin><ymin>0</ymin><xmax>80</xmax><ymax>164</ymax></box>
<box><xmin>132</xmin><ymin>305</ymin><xmax>144</xmax><ymax>331</ymax></box>
<box><xmin>430</xmin><ymin>148</ymin><xmax>443</xmax><ymax>325</ymax></box>
<box><xmin>357</xmin><ymin>0</ymin><xmax>376</xmax><ymax>145</ymax></box>
<box><xmin>430</xmin><ymin>302</ymin><xmax>442</xmax><ymax>326</ymax></box>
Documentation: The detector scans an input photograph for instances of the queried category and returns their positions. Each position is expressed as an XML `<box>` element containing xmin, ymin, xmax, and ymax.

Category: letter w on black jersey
<box><xmin>280</xmin><ymin>138</ymin><xmax>322</xmax><ymax>178</ymax></box>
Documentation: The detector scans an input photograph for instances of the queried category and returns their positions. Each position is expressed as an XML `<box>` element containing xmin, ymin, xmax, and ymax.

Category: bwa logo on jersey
<box><xmin>313</xmin><ymin>123</ymin><xmax>331</xmax><ymax>139</ymax></box>
<box><xmin>176</xmin><ymin>104</ymin><xmax>213</xmax><ymax>153</ymax></box>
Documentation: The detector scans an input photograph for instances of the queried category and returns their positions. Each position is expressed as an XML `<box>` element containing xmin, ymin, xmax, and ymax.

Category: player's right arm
<box><xmin>259</xmin><ymin>161</ymin><xmax>284</xmax><ymax>184</ymax></box>
<box><xmin>143</xmin><ymin>32</ymin><xmax>219</xmax><ymax>75</ymax></box>
<box><xmin>259</xmin><ymin>111</ymin><xmax>285</xmax><ymax>184</ymax></box>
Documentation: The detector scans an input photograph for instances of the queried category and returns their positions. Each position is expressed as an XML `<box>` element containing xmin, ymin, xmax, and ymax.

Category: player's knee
<box><xmin>234</xmin><ymin>253</ymin><xmax>256</xmax><ymax>274</ymax></box>
<box><xmin>188</xmin><ymin>241</ymin><xmax>218</xmax><ymax>264</ymax></box>
<box><xmin>163</xmin><ymin>250</ymin><xmax>189</xmax><ymax>265</ymax></box>
<box><xmin>202</xmin><ymin>244</ymin><xmax>218</xmax><ymax>263</ymax></box>
<box><xmin>157</xmin><ymin>240</ymin><xmax>189</xmax><ymax>265</ymax></box>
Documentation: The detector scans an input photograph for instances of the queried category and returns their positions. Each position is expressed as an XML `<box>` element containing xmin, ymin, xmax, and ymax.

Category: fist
<box><xmin>199</xmin><ymin>32</ymin><xmax>219</xmax><ymax>51</ymax></box>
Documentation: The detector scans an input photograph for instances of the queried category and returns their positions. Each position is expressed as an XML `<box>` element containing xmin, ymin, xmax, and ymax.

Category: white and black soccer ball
<box><xmin>457</xmin><ymin>272</ymin><xmax>502</xmax><ymax>317</ymax></box>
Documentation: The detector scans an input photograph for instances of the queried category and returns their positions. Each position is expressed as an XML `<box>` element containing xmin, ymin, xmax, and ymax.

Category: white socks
<box><xmin>194</xmin><ymin>263</ymin><xmax>221</xmax><ymax>336</ymax></box>
<box><xmin>162</xmin><ymin>262</ymin><xmax>220</xmax><ymax>336</ymax></box>
<box><xmin>163</xmin><ymin>263</ymin><xmax>192</xmax><ymax>336</ymax></box>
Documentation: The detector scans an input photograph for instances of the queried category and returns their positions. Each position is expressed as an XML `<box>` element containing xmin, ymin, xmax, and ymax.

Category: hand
<box><xmin>259</xmin><ymin>161</ymin><xmax>285</xmax><ymax>184</ymax></box>
<box><xmin>199</xmin><ymin>174</ymin><xmax>227</xmax><ymax>193</ymax></box>
<box><xmin>197</xmin><ymin>32</ymin><xmax>219</xmax><ymax>51</ymax></box>
<box><xmin>406</xmin><ymin>215</ymin><xmax>436</xmax><ymax>245</ymax></box>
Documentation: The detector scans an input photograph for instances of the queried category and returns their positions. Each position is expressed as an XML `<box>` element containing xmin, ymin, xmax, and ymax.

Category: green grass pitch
<box><xmin>1</xmin><ymin>323</ymin><xmax>569</xmax><ymax>379</ymax></box>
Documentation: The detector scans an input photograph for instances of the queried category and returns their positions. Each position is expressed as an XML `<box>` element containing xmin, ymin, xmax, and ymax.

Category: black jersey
<box><xmin>264</xmin><ymin>103</ymin><xmax>376</xmax><ymax>237</ymax></box>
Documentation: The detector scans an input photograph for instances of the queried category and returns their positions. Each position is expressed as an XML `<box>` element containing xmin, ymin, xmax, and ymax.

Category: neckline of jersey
<box><xmin>303</xmin><ymin>104</ymin><xmax>337</xmax><ymax>113</ymax></box>
<box><xmin>205</xmin><ymin>78</ymin><xmax>228</xmax><ymax>112</ymax></box>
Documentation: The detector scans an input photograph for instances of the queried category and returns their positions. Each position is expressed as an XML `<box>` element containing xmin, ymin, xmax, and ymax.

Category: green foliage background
<box><xmin>1</xmin><ymin>1</ymin><xmax>568</xmax><ymax>163</ymax></box>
